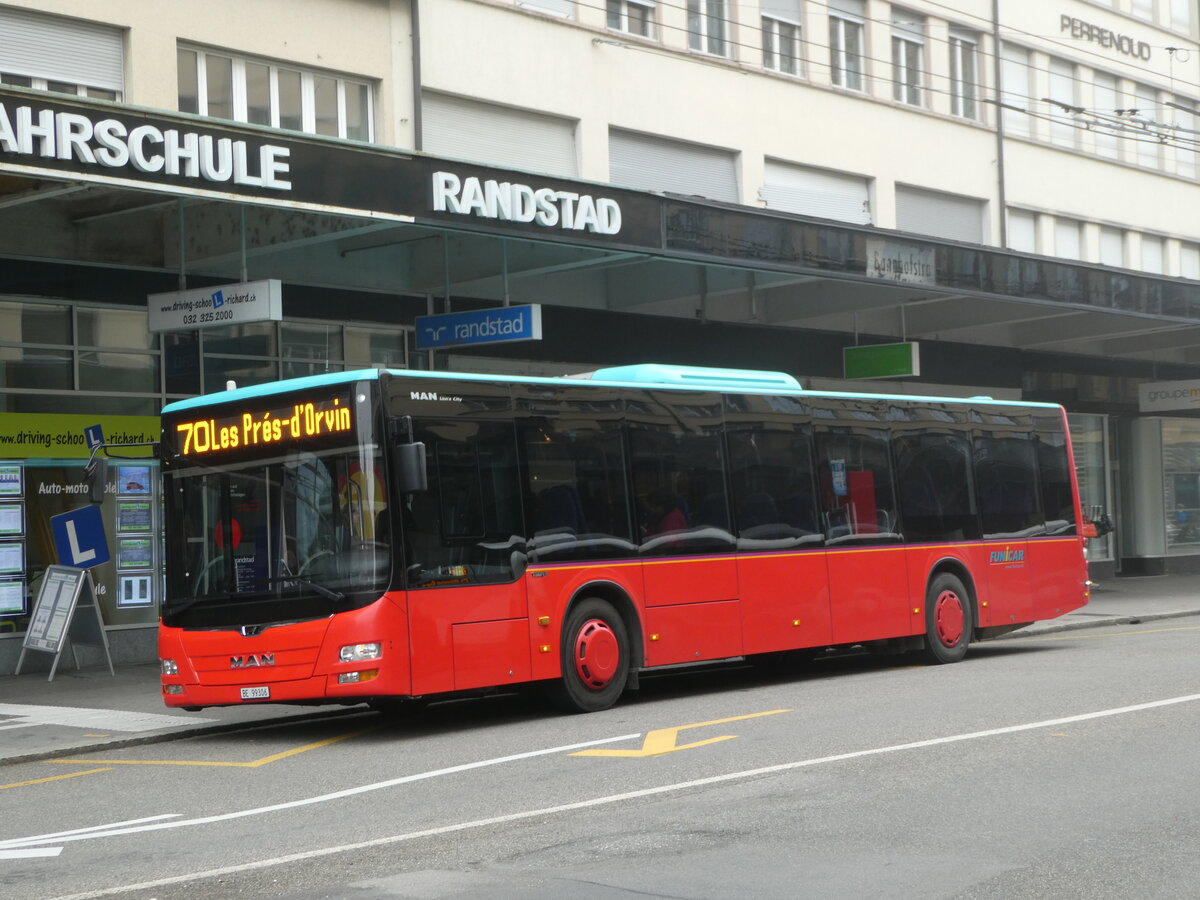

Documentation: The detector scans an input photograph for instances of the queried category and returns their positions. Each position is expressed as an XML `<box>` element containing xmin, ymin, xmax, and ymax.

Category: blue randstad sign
<box><xmin>415</xmin><ymin>304</ymin><xmax>542</xmax><ymax>350</ymax></box>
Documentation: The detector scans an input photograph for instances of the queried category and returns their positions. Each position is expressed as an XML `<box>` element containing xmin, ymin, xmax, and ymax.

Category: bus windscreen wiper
<box><xmin>257</xmin><ymin>575</ymin><xmax>346</xmax><ymax>603</ymax></box>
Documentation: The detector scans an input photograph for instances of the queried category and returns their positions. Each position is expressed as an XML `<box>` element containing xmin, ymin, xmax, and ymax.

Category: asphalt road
<box><xmin>3</xmin><ymin>620</ymin><xmax>1200</xmax><ymax>900</ymax></box>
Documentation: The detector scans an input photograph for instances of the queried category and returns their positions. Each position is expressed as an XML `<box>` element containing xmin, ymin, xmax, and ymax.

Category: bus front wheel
<box><xmin>549</xmin><ymin>598</ymin><xmax>629</xmax><ymax>713</ymax></box>
<box><xmin>923</xmin><ymin>573</ymin><xmax>973</xmax><ymax>664</ymax></box>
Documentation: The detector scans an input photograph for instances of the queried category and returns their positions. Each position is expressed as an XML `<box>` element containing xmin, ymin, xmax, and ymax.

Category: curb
<box><xmin>1</xmin><ymin>705</ymin><xmax>370</xmax><ymax>768</ymax></box>
<box><xmin>992</xmin><ymin>608</ymin><xmax>1200</xmax><ymax>639</ymax></box>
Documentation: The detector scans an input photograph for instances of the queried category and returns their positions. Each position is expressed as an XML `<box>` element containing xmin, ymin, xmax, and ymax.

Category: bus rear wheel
<box><xmin>549</xmin><ymin>598</ymin><xmax>629</xmax><ymax>713</ymax></box>
<box><xmin>923</xmin><ymin>573</ymin><xmax>973</xmax><ymax>664</ymax></box>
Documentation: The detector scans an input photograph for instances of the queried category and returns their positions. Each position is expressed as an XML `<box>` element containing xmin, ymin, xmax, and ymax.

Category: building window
<box><xmin>1047</xmin><ymin>58</ymin><xmax>1077</xmax><ymax>148</ymax></box>
<box><xmin>1171</xmin><ymin>0</ymin><xmax>1192</xmax><ymax>32</ymax></box>
<box><xmin>891</xmin><ymin>11</ymin><xmax>924</xmax><ymax>105</ymax></box>
<box><xmin>1134</xmin><ymin>84</ymin><xmax>1161</xmax><ymax>169</ymax></box>
<box><xmin>829</xmin><ymin>0</ymin><xmax>865</xmax><ymax>90</ymax></box>
<box><xmin>1181</xmin><ymin>242</ymin><xmax>1200</xmax><ymax>279</ymax></box>
<box><xmin>607</xmin><ymin>0</ymin><xmax>655</xmax><ymax>37</ymax></box>
<box><xmin>1142</xmin><ymin>235</ymin><xmax>1164</xmax><ymax>273</ymax></box>
<box><xmin>949</xmin><ymin>30</ymin><xmax>978</xmax><ymax>119</ymax></box>
<box><xmin>1173</xmin><ymin>97</ymin><xmax>1197</xmax><ymax>179</ymax></box>
<box><xmin>1000</xmin><ymin>44</ymin><xmax>1032</xmax><ymax>138</ymax></box>
<box><xmin>1054</xmin><ymin>218</ymin><xmax>1082</xmax><ymax>260</ymax></box>
<box><xmin>763</xmin><ymin>2</ymin><xmax>802</xmax><ymax>75</ymax></box>
<box><xmin>688</xmin><ymin>0</ymin><xmax>731</xmax><ymax>57</ymax></box>
<box><xmin>1093</xmin><ymin>72</ymin><xmax>1121</xmax><ymax>159</ymax></box>
<box><xmin>519</xmin><ymin>0</ymin><xmax>574</xmax><ymax>16</ymax></box>
<box><xmin>177</xmin><ymin>46</ymin><xmax>374</xmax><ymax>142</ymax></box>
<box><xmin>0</xmin><ymin>7</ymin><xmax>124</xmax><ymax>101</ymax></box>
<box><xmin>1007</xmin><ymin>208</ymin><xmax>1036</xmax><ymax>253</ymax></box>
<box><xmin>1132</xmin><ymin>0</ymin><xmax>1154</xmax><ymax>21</ymax></box>
<box><xmin>1099</xmin><ymin>227</ymin><xmax>1124</xmax><ymax>267</ymax></box>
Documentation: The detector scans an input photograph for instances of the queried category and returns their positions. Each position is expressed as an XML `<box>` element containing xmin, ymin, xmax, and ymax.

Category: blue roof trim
<box><xmin>160</xmin><ymin>369</ymin><xmax>382</xmax><ymax>414</ymax></box>
<box><xmin>160</xmin><ymin>364</ymin><xmax>1065</xmax><ymax>413</ymax></box>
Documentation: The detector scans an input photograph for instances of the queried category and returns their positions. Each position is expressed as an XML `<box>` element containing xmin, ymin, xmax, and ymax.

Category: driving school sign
<box><xmin>148</xmin><ymin>279</ymin><xmax>282</xmax><ymax>332</ymax></box>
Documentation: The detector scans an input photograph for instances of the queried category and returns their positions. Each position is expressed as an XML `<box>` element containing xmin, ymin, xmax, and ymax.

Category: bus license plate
<box><xmin>240</xmin><ymin>686</ymin><xmax>270</xmax><ymax>700</ymax></box>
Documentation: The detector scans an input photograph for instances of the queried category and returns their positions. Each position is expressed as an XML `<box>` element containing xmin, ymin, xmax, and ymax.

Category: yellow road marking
<box><xmin>572</xmin><ymin>709</ymin><xmax>790</xmax><ymax>758</ymax></box>
<box><xmin>45</xmin><ymin>726</ymin><xmax>376</xmax><ymax>769</ymax></box>
<box><xmin>2</xmin><ymin>768</ymin><xmax>111</xmax><ymax>789</ymax></box>
<box><xmin>1005</xmin><ymin>624</ymin><xmax>1200</xmax><ymax>643</ymax></box>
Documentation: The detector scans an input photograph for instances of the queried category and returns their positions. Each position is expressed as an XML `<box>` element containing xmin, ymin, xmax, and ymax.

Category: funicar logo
<box><xmin>989</xmin><ymin>546</ymin><xmax>1025</xmax><ymax>565</ymax></box>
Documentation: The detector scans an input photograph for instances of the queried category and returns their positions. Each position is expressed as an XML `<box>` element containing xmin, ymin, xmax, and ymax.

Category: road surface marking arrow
<box><xmin>571</xmin><ymin>709</ymin><xmax>790</xmax><ymax>758</ymax></box>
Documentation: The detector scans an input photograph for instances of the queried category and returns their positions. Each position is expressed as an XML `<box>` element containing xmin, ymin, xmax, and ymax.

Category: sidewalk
<box><xmin>1</xmin><ymin>573</ymin><xmax>1198</xmax><ymax>768</ymax></box>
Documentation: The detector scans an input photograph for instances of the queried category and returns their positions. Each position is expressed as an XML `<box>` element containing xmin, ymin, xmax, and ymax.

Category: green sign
<box><xmin>843</xmin><ymin>342</ymin><xmax>920</xmax><ymax>379</ymax></box>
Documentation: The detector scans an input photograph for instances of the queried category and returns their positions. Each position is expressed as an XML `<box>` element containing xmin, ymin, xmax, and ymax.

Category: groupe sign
<box><xmin>1138</xmin><ymin>379</ymin><xmax>1200</xmax><ymax>412</ymax></box>
<box><xmin>0</xmin><ymin>101</ymin><xmax>292</xmax><ymax>190</ymax></box>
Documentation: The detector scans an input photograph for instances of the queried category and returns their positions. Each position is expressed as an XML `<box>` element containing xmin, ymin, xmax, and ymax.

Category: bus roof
<box><xmin>160</xmin><ymin>363</ymin><xmax>1065</xmax><ymax>414</ymax></box>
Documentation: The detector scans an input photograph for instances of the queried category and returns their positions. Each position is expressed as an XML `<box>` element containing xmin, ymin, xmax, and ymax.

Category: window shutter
<box><xmin>895</xmin><ymin>185</ymin><xmax>985</xmax><ymax>243</ymax></box>
<box><xmin>609</xmin><ymin>129</ymin><xmax>739</xmax><ymax>202</ymax></box>
<box><xmin>0</xmin><ymin>7</ymin><xmax>123</xmax><ymax>92</ymax></box>
<box><xmin>762</xmin><ymin>0</ymin><xmax>802</xmax><ymax>23</ymax></box>
<box><xmin>422</xmin><ymin>92</ymin><xmax>578</xmax><ymax>178</ymax></box>
<box><xmin>760</xmin><ymin>161</ymin><xmax>871</xmax><ymax>225</ymax></box>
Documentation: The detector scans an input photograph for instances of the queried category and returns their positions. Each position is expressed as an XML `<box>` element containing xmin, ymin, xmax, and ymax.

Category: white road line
<box><xmin>0</xmin><ymin>733</ymin><xmax>641</xmax><ymax>849</ymax></box>
<box><xmin>0</xmin><ymin>815</ymin><xmax>181</xmax><ymax>849</ymax></box>
<box><xmin>33</xmin><ymin>692</ymin><xmax>1200</xmax><ymax>899</ymax></box>
<box><xmin>0</xmin><ymin>848</ymin><xmax>62</xmax><ymax>859</ymax></box>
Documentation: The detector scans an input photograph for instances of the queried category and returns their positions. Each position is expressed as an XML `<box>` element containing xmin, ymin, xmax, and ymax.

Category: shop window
<box><xmin>1163</xmin><ymin>420</ymin><xmax>1200</xmax><ymax>548</ymax></box>
<box><xmin>203</xmin><ymin>356</ymin><xmax>279</xmax><ymax>390</ymax></box>
<box><xmin>177</xmin><ymin>45</ymin><xmax>374</xmax><ymax>142</ymax></box>
<box><xmin>346</xmin><ymin>328</ymin><xmax>407</xmax><ymax>368</ymax></box>
<box><xmin>78</xmin><ymin>307</ymin><xmax>155</xmax><ymax>350</ymax></box>
<box><xmin>79</xmin><ymin>351</ymin><xmax>159</xmax><ymax>394</ymax></box>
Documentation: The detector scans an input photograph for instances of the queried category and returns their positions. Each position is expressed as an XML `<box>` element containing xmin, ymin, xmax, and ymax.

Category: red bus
<box><xmin>157</xmin><ymin>363</ymin><xmax>1089</xmax><ymax>713</ymax></box>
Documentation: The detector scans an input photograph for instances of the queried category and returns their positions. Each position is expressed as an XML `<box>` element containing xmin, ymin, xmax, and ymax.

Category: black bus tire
<box><xmin>549</xmin><ymin>597</ymin><xmax>629</xmax><ymax>713</ymax></box>
<box><xmin>923</xmin><ymin>572</ymin><xmax>973</xmax><ymax>665</ymax></box>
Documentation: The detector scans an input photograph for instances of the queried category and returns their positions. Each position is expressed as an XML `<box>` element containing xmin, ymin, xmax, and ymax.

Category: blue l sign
<box><xmin>415</xmin><ymin>304</ymin><xmax>542</xmax><ymax>350</ymax></box>
<box><xmin>84</xmin><ymin>424</ymin><xmax>105</xmax><ymax>450</ymax></box>
<box><xmin>51</xmin><ymin>505</ymin><xmax>110</xmax><ymax>569</ymax></box>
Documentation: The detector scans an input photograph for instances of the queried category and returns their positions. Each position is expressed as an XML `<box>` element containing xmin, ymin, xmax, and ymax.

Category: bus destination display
<box><xmin>172</xmin><ymin>395</ymin><xmax>354</xmax><ymax>456</ymax></box>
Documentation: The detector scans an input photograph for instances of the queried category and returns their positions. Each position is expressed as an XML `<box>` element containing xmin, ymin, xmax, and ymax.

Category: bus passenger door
<box><xmin>817</xmin><ymin>417</ymin><xmax>910</xmax><ymax>644</ymax></box>
<box><xmin>397</xmin><ymin>406</ymin><xmax>532</xmax><ymax>697</ymax></box>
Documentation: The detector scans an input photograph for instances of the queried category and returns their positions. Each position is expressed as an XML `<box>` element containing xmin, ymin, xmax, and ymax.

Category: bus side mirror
<box><xmin>394</xmin><ymin>442</ymin><xmax>428</xmax><ymax>494</ymax></box>
<box><xmin>85</xmin><ymin>456</ymin><xmax>108</xmax><ymax>504</ymax></box>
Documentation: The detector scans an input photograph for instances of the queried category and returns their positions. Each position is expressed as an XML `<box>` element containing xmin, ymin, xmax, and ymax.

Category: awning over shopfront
<box><xmin>4</xmin><ymin>84</ymin><xmax>1200</xmax><ymax>374</ymax></box>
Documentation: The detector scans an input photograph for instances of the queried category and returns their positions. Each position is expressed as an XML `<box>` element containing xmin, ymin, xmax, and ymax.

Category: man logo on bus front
<box><xmin>230</xmin><ymin>653</ymin><xmax>275</xmax><ymax>668</ymax></box>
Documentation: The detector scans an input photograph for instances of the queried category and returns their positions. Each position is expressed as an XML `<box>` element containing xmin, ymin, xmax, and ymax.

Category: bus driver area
<box><xmin>154</xmin><ymin>364</ymin><xmax>1089</xmax><ymax>715</ymax></box>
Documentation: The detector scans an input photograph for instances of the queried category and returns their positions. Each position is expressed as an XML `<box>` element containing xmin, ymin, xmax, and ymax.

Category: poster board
<box><xmin>16</xmin><ymin>565</ymin><xmax>114</xmax><ymax>681</ymax></box>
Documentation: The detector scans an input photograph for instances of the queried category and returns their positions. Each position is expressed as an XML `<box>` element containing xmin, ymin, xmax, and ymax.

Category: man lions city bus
<box><xmin>157</xmin><ymin>364</ymin><xmax>1089</xmax><ymax>713</ymax></box>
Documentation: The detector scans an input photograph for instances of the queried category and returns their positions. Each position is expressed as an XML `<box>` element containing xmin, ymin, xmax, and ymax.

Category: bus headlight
<box><xmin>161</xmin><ymin>658</ymin><xmax>179</xmax><ymax>676</ymax></box>
<box><xmin>340</xmin><ymin>642</ymin><xmax>382</xmax><ymax>662</ymax></box>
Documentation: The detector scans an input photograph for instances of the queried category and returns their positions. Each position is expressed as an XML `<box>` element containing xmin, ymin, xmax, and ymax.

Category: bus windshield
<box><xmin>163</xmin><ymin>444</ymin><xmax>390</xmax><ymax>626</ymax></box>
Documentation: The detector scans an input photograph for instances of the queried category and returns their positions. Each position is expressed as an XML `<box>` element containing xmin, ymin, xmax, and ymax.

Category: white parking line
<box><xmin>21</xmin><ymin>692</ymin><xmax>1200</xmax><ymax>899</ymax></box>
<box><xmin>0</xmin><ymin>848</ymin><xmax>62</xmax><ymax>859</ymax></box>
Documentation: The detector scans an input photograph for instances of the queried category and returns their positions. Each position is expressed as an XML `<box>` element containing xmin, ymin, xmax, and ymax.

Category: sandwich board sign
<box><xmin>15</xmin><ymin>565</ymin><xmax>114</xmax><ymax>681</ymax></box>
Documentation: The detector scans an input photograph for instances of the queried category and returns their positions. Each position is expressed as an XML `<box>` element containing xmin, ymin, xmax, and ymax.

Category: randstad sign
<box><xmin>415</xmin><ymin>304</ymin><xmax>543</xmax><ymax>350</ymax></box>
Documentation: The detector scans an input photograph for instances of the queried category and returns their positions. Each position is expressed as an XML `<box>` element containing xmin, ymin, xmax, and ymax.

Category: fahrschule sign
<box><xmin>0</xmin><ymin>88</ymin><xmax>664</xmax><ymax>251</ymax></box>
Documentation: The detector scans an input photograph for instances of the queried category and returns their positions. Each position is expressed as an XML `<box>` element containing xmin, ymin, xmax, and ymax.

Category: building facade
<box><xmin>2</xmin><ymin>0</ymin><xmax>1200</xmax><ymax>669</ymax></box>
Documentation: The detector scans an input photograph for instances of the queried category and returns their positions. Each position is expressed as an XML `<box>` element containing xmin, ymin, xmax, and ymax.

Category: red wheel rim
<box><xmin>934</xmin><ymin>589</ymin><xmax>965</xmax><ymax>647</ymax></box>
<box><xmin>572</xmin><ymin>618</ymin><xmax>620</xmax><ymax>689</ymax></box>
